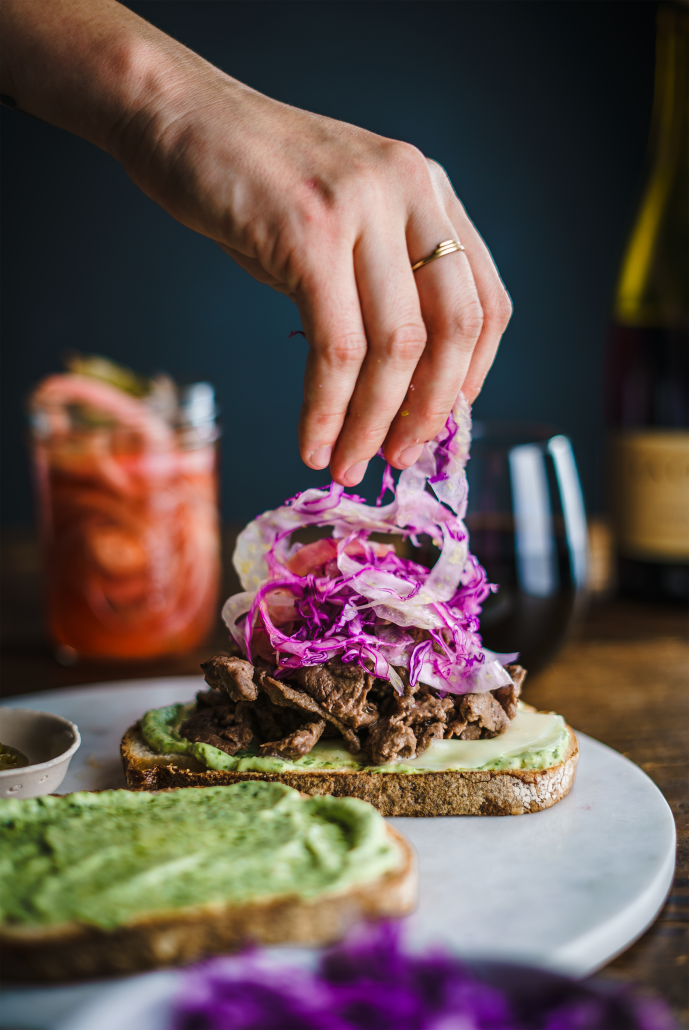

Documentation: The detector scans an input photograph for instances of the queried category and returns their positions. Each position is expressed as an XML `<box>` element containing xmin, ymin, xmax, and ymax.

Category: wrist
<box><xmin>0</xmin><ymin>0</ymin><xmax>206</xmax><ymax>159</ymax></box>
<box><xmin>109</xmin><ymin>35</ymin><xmax>242</xmax><ymax>188</ymax></box>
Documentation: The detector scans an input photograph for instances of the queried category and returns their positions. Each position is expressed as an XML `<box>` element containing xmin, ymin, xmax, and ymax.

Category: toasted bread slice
<box><xmin>1</xmin><ymin>818</ymin><xmax>414</xmax><ymax>982</ymax></box>
<box><xmin>122</xmin><ymin>721</ymin><xmax>579</xmax><ymax>817</ymax></box>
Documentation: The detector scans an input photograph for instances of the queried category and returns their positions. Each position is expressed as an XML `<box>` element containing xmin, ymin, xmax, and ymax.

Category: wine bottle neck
<box><xmin>614</xmin><ymin>3</ymin><xmax>688</xmax><ymax>328</ymax></box>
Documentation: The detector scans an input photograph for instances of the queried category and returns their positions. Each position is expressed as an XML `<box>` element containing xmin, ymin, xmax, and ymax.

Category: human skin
<box><xmin>0</xmin><ymin>0</ymin><xmax>512</xmax><ymax>487</ymax></box>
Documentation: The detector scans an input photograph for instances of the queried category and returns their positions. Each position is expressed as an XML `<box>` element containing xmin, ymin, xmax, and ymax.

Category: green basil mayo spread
<box><xmin>142</xmin><ymin>703</ymin><xmax>569</xmax><ymax>775</ymax></box>
<box><xmin>0</xmin><ymin>782</ymin><xmax>399</xmax><ymax>930</ymax></box>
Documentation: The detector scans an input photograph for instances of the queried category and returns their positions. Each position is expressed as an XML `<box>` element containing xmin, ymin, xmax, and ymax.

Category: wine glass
<box><xmin>465</xmin><ymin>422</ymin><xmax>588</xmax><ymax>674</ymax></box>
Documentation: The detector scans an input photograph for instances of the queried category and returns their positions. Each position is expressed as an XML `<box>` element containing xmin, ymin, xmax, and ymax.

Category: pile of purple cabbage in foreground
<box><xmin>224</xmin><ymin>396</ymin><xmax>517</xmax><ymax>698</ymax></box>
<box><xmin>171</xmin><ymin>923</ymin><xmax>677</xmax><ymax>1030</ymax></box>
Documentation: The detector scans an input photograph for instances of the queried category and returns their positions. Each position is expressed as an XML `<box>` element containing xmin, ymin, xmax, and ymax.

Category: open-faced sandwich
<box><xmin>1</xmin><ymin>781</ymin><xmax>415</xmax><ymax>980</ymax></box>
<box><xmin>123</xmin><ymin>397</ymin><xmax>578</xmax><ymax>815</ymax></box>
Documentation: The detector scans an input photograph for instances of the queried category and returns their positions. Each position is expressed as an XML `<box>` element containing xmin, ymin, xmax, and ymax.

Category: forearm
<box><xmin>0</xmin><ymin>0</ymin><xmax>211</xmax><ymax>158</ymax></box>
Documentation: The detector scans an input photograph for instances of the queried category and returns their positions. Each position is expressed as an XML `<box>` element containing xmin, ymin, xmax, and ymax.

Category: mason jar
<box><xmin>30</xmin><ymin>375</ymin><xmax>221</xmax><ymax>660</ymax></box>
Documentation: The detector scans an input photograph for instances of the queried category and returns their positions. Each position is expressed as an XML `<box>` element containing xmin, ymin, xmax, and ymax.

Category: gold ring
<box><xmin>411</xmin><ymin>239</ymin><xmax>465</xmax><ymax>272</ymax></box>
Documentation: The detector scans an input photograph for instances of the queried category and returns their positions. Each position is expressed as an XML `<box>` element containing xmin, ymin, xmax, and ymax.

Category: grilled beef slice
<box><xmin>367</xmin><ymin>684</ymin><xmax>454</xmax><ymax>765</ymax></box>
<box><xmin>251</xmin><ymin>691</ymin><xmax>301</xmax><ymax>743</ymax></box>
<box><xmin>201</xmin><ymin>655</ymin><xmax>258</xmax><ymax>702</ymax></box>
<box><xmin>443</xmin><ymin>696</ymin><xmax>501</xmax><ymax>741</ymax></box>
<box><xmin>195</xmin><ymin>688</ymin><xmax>231</xmax><ymax>708</ymax></box>
<box><xmin>294</xmin><ymin>658</ymin><xmax>378</xmax><ymax>730</ymax></box>
<box><xmin>255</xmin><ymin>669</ymin><xmax>361</xmax><ymax>753</ymax></box>
<box><xmin>492</xmin><ymin>664</ymin><xmax>527</xmax><ymax>719</ymax></box>
<box><xmin>458</xmin><ymin>692</ymin><xmax>510</xmax><ymax>737</ymax></box>
<box><xmin>258</xmin><ymin>718</ymin><xmax>327</xmax><ymax>760</ymax></box>
<box><xmin>252</xmin><ymin>692</ymin><xmax>328</xmax><ymax>758</ymax></box>
<box><xmin>198</xmin><ymin>655</ymin><xmax>319</xmax><ymax>759</ymax></box>
<box><xmin>179</xmin><ymin>702</ymin><xmax>254</xmax><ymax>756</ymax></box>
<box><xmin>184</xmin><ymin>685</ymin><xmax>319</xmax><ymax>760</ymax></box>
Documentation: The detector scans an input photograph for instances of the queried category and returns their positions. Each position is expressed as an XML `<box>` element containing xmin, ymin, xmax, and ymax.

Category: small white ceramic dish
<box><xmin>0</xmin><ymin>707</ymin><xmax>80</xmax><ymax>799</ymax></box>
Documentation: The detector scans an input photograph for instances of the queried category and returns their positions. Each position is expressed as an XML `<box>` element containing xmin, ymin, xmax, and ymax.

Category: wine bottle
<box><xmin>606</xmin><ymin>1</ymin><xmax>689</xmax><ymax>602</ymax></box>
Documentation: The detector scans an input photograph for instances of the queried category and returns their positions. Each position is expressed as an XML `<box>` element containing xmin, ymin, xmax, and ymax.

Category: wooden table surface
<box><xmin>1</xmin><ymin>529</ymin><xmax>687</xmax><ymax>1023</ymax></box>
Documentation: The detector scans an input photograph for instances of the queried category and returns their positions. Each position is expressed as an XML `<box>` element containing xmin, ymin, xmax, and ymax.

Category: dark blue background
<box><xmin>0</xmin><ymin>1</ymin><xmax>656</xmax><ymax>525</ymax></box>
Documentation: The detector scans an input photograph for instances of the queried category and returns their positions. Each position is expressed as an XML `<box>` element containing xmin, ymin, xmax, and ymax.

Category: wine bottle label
<box><xmin>610</xmin><ymin>430</ymin><xmax>689</xmax><ymax>560</ymax></box>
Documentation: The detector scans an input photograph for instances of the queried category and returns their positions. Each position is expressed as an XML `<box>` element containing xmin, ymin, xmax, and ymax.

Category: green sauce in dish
<box><xmin>0</xmin><ymin>744</ymin><xmax>29</xmax><ymax>771</ymax></box>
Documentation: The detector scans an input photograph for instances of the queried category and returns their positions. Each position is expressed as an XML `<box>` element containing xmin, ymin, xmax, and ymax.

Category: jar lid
<box><xmin>178</xmin><ymin>382</ymin><xmax>217</xmax><ymax>427</ymax></box>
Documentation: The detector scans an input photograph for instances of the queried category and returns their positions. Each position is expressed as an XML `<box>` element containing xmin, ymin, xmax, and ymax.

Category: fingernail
<box><xmin>309</xmin><ymin>445</ymin><xmax>332</xmax><ymax>470</ymax></box>
<box><xmin>398</xmin><ymin>444</ymin><xmax>424</xmax><ymax>468</ymax></box>
<box><xmin>343</xmin><ymin>460</ymin><xmax>368</xmax><ymax>486</ymax></box>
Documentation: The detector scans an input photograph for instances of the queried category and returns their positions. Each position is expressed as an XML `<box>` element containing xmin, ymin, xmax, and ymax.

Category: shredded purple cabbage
<box><xmin>223</xmin><ymin>395</ymin><xmax>518</xmax><ymax>696</ymax></box>
<box><xmin>171</xmin><ymin>922</ymin><xmax>678</xmax><ymax>1030</ymax></box>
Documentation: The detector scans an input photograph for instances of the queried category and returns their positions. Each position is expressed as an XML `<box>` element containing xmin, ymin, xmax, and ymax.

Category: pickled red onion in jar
<box><xmin>30</xmin><ymin>363</ymin><xmax>221</xmax><ymax>659</ymax></box>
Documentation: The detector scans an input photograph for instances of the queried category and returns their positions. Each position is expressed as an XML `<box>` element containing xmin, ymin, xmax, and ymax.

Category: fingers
<box><xmin>426</xmin><ymin>161</ymin><xmax>513</xmax><ymax>403</ymax></box>
<box><xmin>381</xmin><ymin>162</ymin><xmax>512</xmax><ymax>465</ymax></box>
<box><xmin>295</xmin><ymin>252</ymin><xmax>370</xmax><ymax>477</ymax></box>
<box><xmin>325</xmin><ymin>219</ymin><xmax>428</xmax><ymax>486</ymax></box>
<box><xmin>382</xmin><ymin>226</ymin><xmax>483</xmax><ymax>467</ymax></box>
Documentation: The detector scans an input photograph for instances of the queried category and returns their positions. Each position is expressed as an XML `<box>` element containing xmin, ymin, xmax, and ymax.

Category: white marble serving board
<box><xmin>1</xmin><ymin>676</ymin><xmax>675</xmax><ymax>1030</ymax></box>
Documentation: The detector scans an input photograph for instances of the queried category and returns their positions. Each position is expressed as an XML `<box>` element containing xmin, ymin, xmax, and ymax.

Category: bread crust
<box><xmin>1</xmin><ymin>824</ymin><xmax>415</xmax><ymax>982</ymax></box>
<box><xmin>121</xmin><ymin>721</ymin><xmax>579</xmax><ymax>817</ymax></box>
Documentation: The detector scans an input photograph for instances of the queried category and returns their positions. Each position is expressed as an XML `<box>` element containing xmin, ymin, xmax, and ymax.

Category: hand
<box><xmin>120</xmin><ymin>78</ymin><xmax>513</xmax><ymax>486</ymax></box>
<box><xmin>1</xmin><ymin>0</ymin><xmax>512</xmax><ymax>487</ymax></box>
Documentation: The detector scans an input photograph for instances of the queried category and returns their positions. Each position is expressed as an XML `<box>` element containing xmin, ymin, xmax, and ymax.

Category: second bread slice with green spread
<box><xmin>1</xmin><ymin>781</ymin><xmax>416</xmax><ymax>981</ymax></box>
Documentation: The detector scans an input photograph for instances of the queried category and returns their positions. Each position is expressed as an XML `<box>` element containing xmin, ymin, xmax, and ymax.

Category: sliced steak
<box><xmin>258</xmin><ymin>718</ymin><xmax>327</xmax><ymax>760</ymax></box>
<box><xmin>409</xmin><ymin>694</ymin><xmax>454</xmax><ymax>753</ymax></box>
<box><xmin>201</xmin><ymin>655</ymin><xmax>259</xmax><ymax>702</ymax></box>
<box><xmin>492</xmin><ymin>684</ymin><xmax>519</xmax><ymax>721</ymax></box>
<box><xmin>458</xmin><ymin>692</ymin><xmax>510</xmax><ymax>738</ymax></box>
<box><xmin>195</xmin><ymin>688</ymin><xmax>232</xmax><ymax>709</ymax></box>
<box><xmin>505</xmin><ymin>664</ymin><xmax>527</xmax><ymax>691</ymax></box>
<box><xmin>367</xmin><ymin>690</ymin><xmax>453</xmax><ymax>765</ymax></box>
<box><xmin>368</xmin><ymin>677</ymin><xmax>395</xmax><ymax>713</ymax></box>
<box><xmin>191</xmin><ymin>653</ymin><xmax>523</xmax><ymax>763</ymax></box>
<box><xmin>255</xmin><ymin>669</ymin><xmax>361</xmax><ymax>753</ymax></box>
<box><xmin>411</xmin><ymin>693</ymin><xmax>455</xmax><ymax>722</ymax></box>
<box><xmin>180</xmin><ymin>703</ymin><xmax>254</xmax><ymax>756</ymax></box>
<box><xmin>368</xmin><ymin>713</ymin><xmax>417</xmax><ymax>765</ymax></box>
<box><xmin>444</xmin><ymin>716</ymin><xmax>468</xmax><ymax>739</ymax></box>
<box><xmin>294</xmin><ymin>658</ymin><xmax>377</xmax><ymax>729</ymax></box>
<box><xmin>249</xmin><ymin>692</ymin><xmax>301</xmax><ymax>742</ymax></box>
<box><xmin>458</xmin><ymin>723</ymin><xmax>482</xmax><ymax>740</ymax></box>
<box><xmin>493</xmin><ymin>664</ymin><xmax>527</xmax><ymax>719</ymax></box>
<box><xmin>415</xmin><ymin>718</ymin><xmax>447</xmax><ymax>754</ymax></box>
